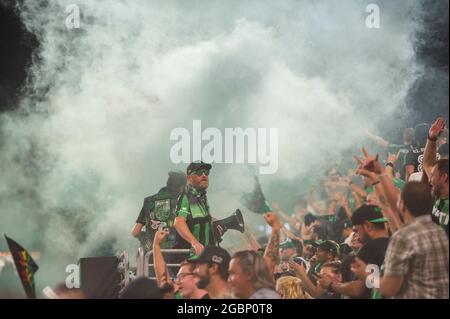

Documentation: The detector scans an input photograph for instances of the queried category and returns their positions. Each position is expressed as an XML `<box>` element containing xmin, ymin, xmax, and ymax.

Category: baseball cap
<box><xmin>338</xmin><ymin>219</ymin><xmax>352</xmax><ymax>234</ymax></box>
<box><xmin>279</xmin><ymin>239</ymin><xmax>296</xmax><ymax>249</ymax></box>
<box><xmin>313</xmin><ymin>240</ymin><xmax>340</xmax><ymax>257</ymax></box>
<box><xmin>351</xmin><ymin>205</ymin><xmax>388</xmax><ymax>226</ymax></box>
<box><xmin>186</xmin><ymin>161</ymin><xmax>212</xmax><ymax>175</ymax></box>
<box><xmin>190</xmin><ymin>246</ymin><xmax>231</xmax><ymax>269</ymax></box>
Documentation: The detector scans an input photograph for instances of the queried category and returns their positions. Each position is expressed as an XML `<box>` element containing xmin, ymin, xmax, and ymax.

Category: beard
<box><xmin>196</xmin><ymin>274</ymin><xmax>210</xmax><ymax>289</ymax></box>
<box><xmin>197</xmin><ymin>181</ymin><xmax>209</xmax><ymax>190</ymax></box>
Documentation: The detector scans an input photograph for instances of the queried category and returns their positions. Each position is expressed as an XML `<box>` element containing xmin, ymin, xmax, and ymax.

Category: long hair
<box><xmin>276</xmin><ymin>276</ymin><xmax>305</xmax><ymax>299</ymax></box>
<box><xmin>232</xmin><ymin>250</ymin><xmax>274</xmax><ymax>291</ymax></box>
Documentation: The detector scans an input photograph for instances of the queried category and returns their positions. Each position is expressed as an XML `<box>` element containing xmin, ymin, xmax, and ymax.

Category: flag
<box><xmin>4</xmin><ymin>235</ymin><xmax>39</xmax><ymax>299</ymax></box>
<box><xmin>241</xmin><ymin>176</ymin><xmax>272</xmax><ymax>215</ymax></box>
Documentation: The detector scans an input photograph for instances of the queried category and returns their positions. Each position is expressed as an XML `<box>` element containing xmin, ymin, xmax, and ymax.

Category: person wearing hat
<box><xmin>350</xmin><ymin>204</ymin><xmax>389</xmax><ymax>245</ymax></box>
<box><xmin>306</xmin><ymin>240</ymin><xmax>340</xmax><ymax>281</ymax></box>
<box><xmin>174</xmin><ymin>161</ymin><xmax>223</xmax><ymax>256</ymax></box>
<box><xmin>273</xmin><ymin>239</ymin><xmax>309</xmax><ymax>280</ymax></box>
<box><xmin>339</xmin><ymin>219</ymin><xmax>354</xmax><ymax>247</ymax></box>
<box><xmin>317</xmin><ymin>205</ymin><xmax>389</xmax><ymax>299</ymax></box>
<box><xmin>192</xmin><ymin>246</ymin><xmax>233</xmax><ymax>299</ymax></box>
<box><xmin>131</xmin><ymin>170</ymin><xmax>187</xmax><ymax>252</ymax></box>
<box><xmin>287</xmin><ymin>240</ymin><xmax>339</xmax><ymax>299</ymax></box>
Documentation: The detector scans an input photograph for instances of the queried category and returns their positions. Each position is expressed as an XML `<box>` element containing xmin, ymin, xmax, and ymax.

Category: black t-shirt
<box><xmin>387</xmin><ymin>144</ymin><xmax>413</xmax><ymax>180</ymax></box>
<box><xmin>356</xmin><ymin>237</ymin><xmax>390</xmax><ymax>299</ymax></box>
<box><xmin>404</xmin><ymin>145</ymin><xmax>425</xmax><ymax>174</ymax></box>
<box><xmin>357</xmin><ymin>237</ymin><xmax>390</xmax><ymax>268</ymax></box>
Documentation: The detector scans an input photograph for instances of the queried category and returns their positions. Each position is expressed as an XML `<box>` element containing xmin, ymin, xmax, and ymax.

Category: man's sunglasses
<box><xmin>193</xmin><ymin>169</ymin><xmax>210</xmax><ymax>176</ymax></box>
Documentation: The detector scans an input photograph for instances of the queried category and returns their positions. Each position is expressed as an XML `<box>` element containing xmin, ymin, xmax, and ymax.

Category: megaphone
<box><xmin>213</xmin><ymin>209</ymin><xmax>245</xmax><ymax>243</ymax></box>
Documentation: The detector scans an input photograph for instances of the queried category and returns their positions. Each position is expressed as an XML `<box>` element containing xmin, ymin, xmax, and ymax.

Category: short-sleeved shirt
<box><xmin>387</xmin><ymin>144</ymin><xmax>413</xmax><ymax>180</ymax></box>
<box><xmin>175</xmin><ymin>186</ymin><xmax>215</xmax><ymax>248</ymax></box>
<box><xmin>404</xmin><ymin>146</ymin><xmax>441</xmax><ymax>175</ymax></box>
<box><xmin>403</xmin><ymin>146</ymin><xmax>425</xmax><ymax>173</ymax></box>
<box><xmin>383</xmin><ymin>215</ymin><xmax>449</xmax><ymax>299</ymax></box>
<box><xmin>136</xmin><ymin>187</ymin><xmax>178</xmax><ymax>250</ymax></box>
<box><xmin>431</xmin><ymin>198</ymin><xmax>449</xmax><ymax>236</ymax></box>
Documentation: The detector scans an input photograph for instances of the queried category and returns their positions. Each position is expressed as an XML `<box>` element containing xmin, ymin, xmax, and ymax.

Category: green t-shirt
<box><xmin>176</xmin><ymin>186</ymin><xmax>214</xmax><ymax>248</ymax></box>
<box><xmin>432</xmin><ymin>198</ymin><xmax>449</xmax><ymax>235</ymax></box>
<box><xmin>371</xmin><ymin>288</ymin><xmax>382</xmax><ymax>299</ymax></box>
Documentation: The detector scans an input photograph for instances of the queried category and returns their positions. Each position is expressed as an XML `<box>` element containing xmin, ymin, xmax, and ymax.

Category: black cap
<box><xmin>167</xmin><ymin>170</ymin><xmax>187</xmax><ymax>190</ymax></box>
<box><xmin>313</xmin><ymin>240</ymin><xmax>340</xmax><ymax>257</ymax></box>
<box><xmin>190</xmin><ymin>246</ymin><xmax>231</xmax><ymax>269</ymax></box>
<box><xmin>338</xmin><ymin>219</ymin><xmax>352</xmax><ymax>233</ymax></box>
<box><xmin>351</xmin><ymin>205</ymin><xmax>388</xmax><ymax>226</ymax></box>
<box><xmin>119</xmin><ymin>277</ymin><xmax>171</xmax><ymax>299</ymax></box>
<box><xmin>186</xmin><ymin>161</ymin><xmax>212</xmax><ymax>175</ymax></box>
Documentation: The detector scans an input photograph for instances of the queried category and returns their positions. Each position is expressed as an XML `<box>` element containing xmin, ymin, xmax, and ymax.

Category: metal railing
<box><xmin>135</xmin><ymin>248</ymin><xmax>191</xmax><ymax>279</ymax></box>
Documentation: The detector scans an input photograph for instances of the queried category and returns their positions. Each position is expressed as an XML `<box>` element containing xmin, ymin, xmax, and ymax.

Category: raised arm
<box><xmin>366</xmin><ymin>130</ymin><xmax>390</xmax><ymax>148</ymax></box>
<box><xmin>355</xmin><ymin>148</ymin><xmax>400</xmax><ymax>216</ymax></box>
<box><xmin>153</xmin><ymin>229</ymin><xmax>172</xmax><ymax>288</ymax></box>
<box><xmin>385</xmin><ymin>150</ymin><xmax>401</xmax><ymax>179</ymax></box>
<box><xmin>289</xmin><ymin>261</ymin><xmax>325</xmax><ymax>298</ymax></box>
<box><xmin>263</xmin><ymin>212</ymin><xmax>281</xmax><ymax>275</ymax></box>
<box><xmin>423</xmin><ymin>117</ymin><xmax>446</xmax><ymax>178</ymax></box>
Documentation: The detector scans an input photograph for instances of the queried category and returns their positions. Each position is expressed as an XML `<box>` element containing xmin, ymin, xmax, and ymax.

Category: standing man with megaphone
<box><xmin>174</xmin><ymin>161</ymin><xmax>225</xmax><ymax>256</ymax></box>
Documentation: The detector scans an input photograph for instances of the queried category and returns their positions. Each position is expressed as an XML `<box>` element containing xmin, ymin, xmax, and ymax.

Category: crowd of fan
<box><xmin>120</xmin><ymin>117</ymin><xmax>449</xmax><ymax>299</ymax></box>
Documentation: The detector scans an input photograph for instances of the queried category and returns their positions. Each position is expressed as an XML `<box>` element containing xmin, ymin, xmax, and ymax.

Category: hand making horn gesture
<box><xmin>353</xmin><ymin>147</ymin><xmax>384</xmax><ymax>176</ymax></box>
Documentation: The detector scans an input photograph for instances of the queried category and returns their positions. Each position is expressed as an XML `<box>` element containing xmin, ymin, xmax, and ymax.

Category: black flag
<box><xmin>241</xmin><ymin>175</ymin><xmax>272</xmax><ymax>215</ymax></box>
<box><xmin>4</xmin><ymin>235</ymin><xmax>39</xmax><ymax>299</ymax></box>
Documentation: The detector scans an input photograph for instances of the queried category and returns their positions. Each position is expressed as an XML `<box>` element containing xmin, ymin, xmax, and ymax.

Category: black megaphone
<box><xmin>213</xmin><ymin>209</ymin><xmax>245</xmax><ymax>242</ymax></box>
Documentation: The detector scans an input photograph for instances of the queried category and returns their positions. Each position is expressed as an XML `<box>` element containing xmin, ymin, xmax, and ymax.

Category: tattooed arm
<box><xmin>263</xmin><ymin>212</ymin><xmax>282</xmax><ymax>274</ymax></box>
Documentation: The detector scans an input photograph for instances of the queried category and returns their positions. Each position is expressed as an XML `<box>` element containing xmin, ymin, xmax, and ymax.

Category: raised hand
<box><xmin>387</xmin><ymin>150</ymin><xmax>401</xmax><ymax>164</ymax></box>
<box><xmin>264</xmin><ymin>212</ymin><xmax>282</xmax><ymax>231</ymax></box>
<box><xmin>354</xmin><ymin>147</ymin><xmax>384</xmax><ymax>175</ymax></box>
<box><xmin>429</xmin><ymin>117</ymin><xmax>446</xmax><ymax>140</ymax></box>
<box><xmin>154</xmin><ymin>229</ymin><xmax>169</xmax><ymax>246</ymax></box>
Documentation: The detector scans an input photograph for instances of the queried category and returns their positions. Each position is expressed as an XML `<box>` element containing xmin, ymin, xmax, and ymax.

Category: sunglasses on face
<box><xmin>194</xmin><ymin>169</ymin><xmax>210</xmax><ymax>176</ymax></box>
